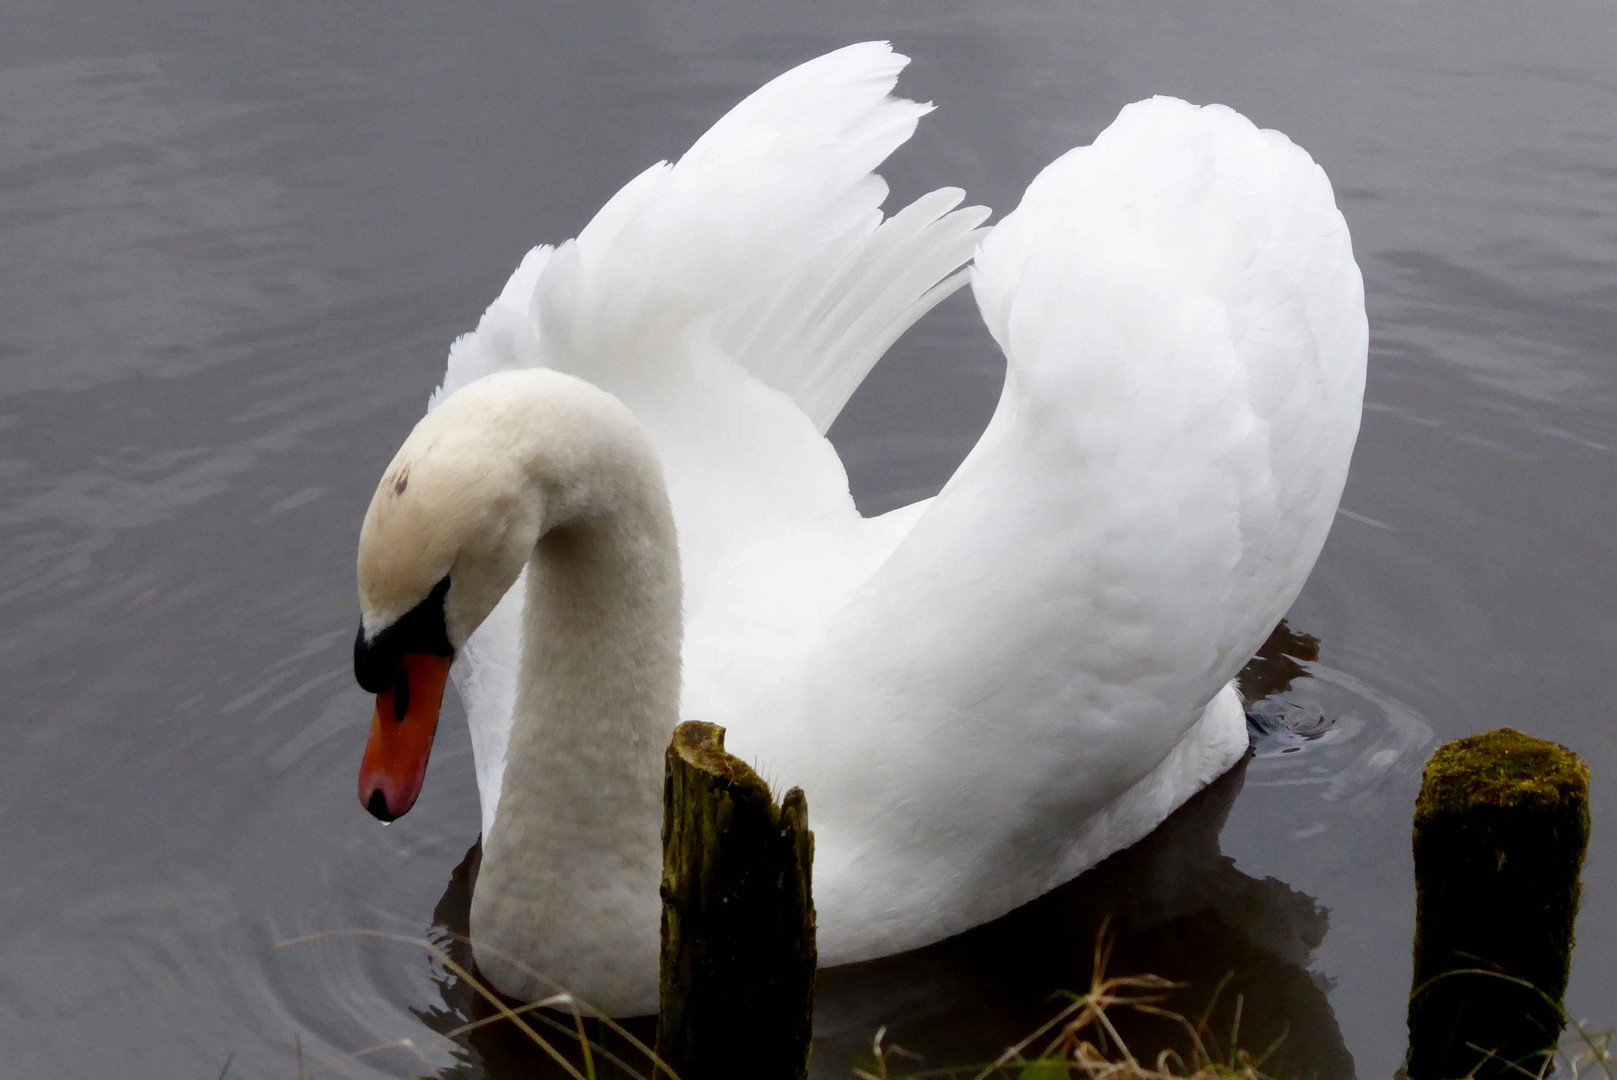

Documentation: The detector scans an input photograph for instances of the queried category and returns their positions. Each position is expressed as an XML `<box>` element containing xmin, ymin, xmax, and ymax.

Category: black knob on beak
<box><xmin>366</xmin><ymin>789</ymin><xmax>396</xmax><ymax>823</ymax></box>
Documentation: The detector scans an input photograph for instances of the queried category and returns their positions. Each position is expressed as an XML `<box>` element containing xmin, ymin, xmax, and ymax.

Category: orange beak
<box><xmin>358</xmin><ymin>653</ymin><xmax>451</xmax><ymax>822</ymax></box>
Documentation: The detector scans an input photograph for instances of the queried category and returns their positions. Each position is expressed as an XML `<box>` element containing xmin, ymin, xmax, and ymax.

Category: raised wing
<box><xmin>430</xmin><ymin>43</ymin><xmax>989</xmax><ymax>835</ymax></box>
<box><xmin>969</xmin><ymin>97</ymin><xmax>1366</xmax><ymax>662</ymax></box>
<box><xmin>780</xmin><ymin>97</ymin><xmax>1365</xmax><ymax>955</ymax></box>
<box><xmin>434</xmin><ymin>42</ymin><xmax>986</xmax><ymax>608</ymax></box>
<box><xmin>434</xmin><ymin>42</ymin><xmax>986</xmax><ymax>431</ymax></box>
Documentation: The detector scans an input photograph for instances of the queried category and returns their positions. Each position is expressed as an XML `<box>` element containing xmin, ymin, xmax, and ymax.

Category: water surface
<box><xmin>3</xmin><ymin>2</ymin><xmax>1615</xmax><ymax>1077</ymax></box>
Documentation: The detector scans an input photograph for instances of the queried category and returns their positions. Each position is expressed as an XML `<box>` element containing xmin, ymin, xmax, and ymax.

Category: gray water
<box><xmin>3</xmin><ymin>2</ymin><xmax>1615</xmax><ymax>1077</ymax></box>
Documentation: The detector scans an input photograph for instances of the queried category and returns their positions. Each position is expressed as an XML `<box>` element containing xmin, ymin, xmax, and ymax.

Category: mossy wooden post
<box><xmin>656</xmin><ymin>721</ymin><xmax>815</xmax><ymax>1080</ymax></box>
<box><xmin>1407</xmin><ymin>728</ymin><xmax>1589</xmax><ymax>1079</ymax></box>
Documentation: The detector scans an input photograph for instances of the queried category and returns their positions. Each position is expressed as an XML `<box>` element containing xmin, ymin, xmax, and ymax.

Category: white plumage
<box><xmin>375</xmin><ymin>41</ymin><xmax>1365</xmax><ymax>1013</ymax></box>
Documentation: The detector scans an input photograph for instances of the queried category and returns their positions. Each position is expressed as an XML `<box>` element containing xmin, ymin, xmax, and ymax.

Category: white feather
<box><xmin>408</xmin><ymin>48</ymin><xmax>1364</xmax><ymax>1000</ymax></box>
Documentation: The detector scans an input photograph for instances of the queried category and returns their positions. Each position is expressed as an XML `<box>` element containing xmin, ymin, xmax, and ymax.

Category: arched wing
<box><xmin>767</xmin><ymin>98</ymin><xmax>1365</xmax><ymax>946</ymax></box>
<box><xmin>434</xmin><ymin>42</ymin><xmax>987</xmax><ymax>610</ymax></box>
<box><xmin>429</xmin><ymin>43</ymin><xmax>990</xmax><ymax>833</ymax></box>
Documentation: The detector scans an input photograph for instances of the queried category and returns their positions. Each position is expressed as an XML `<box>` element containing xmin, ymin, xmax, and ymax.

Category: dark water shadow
<box><xmin>1240</xmin><ymin>619</ymin><xmax>1322</xmax><ymax>705</ymax></box>
<box><xmin>1242</xmin><ymin>621</ymin><xmax>1337</xmax><ymax>756</ymax></box>
<box><xmin>412</xmin><ymin>622</ymin><xmax>1352</xmax><ymax>1080</ymax></box>
<box><xmin>410</xmin><ymin>845</ymin><xmax>661</xmax><ymax>1079</ymax></box>
<box><xmin>809</xmin><ymin>755</ymin><xmax>1353</xmax><ymax>1080</ymax></box>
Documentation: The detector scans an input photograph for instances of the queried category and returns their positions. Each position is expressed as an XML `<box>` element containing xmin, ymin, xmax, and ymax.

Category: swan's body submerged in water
<box><xmin>352</xmin><ymin>42</ymin><xmax>1365</xmax><ymax>1015</ymax></box>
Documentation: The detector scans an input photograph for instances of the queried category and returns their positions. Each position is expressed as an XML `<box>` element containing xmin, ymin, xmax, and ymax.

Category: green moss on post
<box><xmin>656</xmin><ymin>721</ymin><xmax>815</xmax><ymax>1080</ymax></box>
<box><xmin>1407</xmin><ymin>728</ymin><xmax>1589</xmax><ymax>1079</ymax></box>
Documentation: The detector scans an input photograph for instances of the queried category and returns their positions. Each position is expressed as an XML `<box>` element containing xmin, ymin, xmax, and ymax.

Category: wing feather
<box><xmin>439</xmin><ymin>42</ymin><xmax>987</xmax><ymax>435</ymax></box>
<box><xmin>430</xmin><ymin>44</ymin><xmax>989</xmax><ymax>834</ymax></box>
<box><xmin>768</xmin><ymin>99</ymin><xmax>1365</xmax><ymax>957</ymax></box>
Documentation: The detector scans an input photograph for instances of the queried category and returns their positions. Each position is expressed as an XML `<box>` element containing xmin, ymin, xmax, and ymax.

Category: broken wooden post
<box><xmin>656</xmin><ymin>721</ymin><xmax>815</xmax><ymax>1080</ymax></box>
<box><xmin>1406</xmin><ymin>728</ymin><xmax>1589</xmax><ymax>1079</ymax></box>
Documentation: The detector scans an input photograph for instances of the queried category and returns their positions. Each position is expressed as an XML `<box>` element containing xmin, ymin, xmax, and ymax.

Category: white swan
<box><xmin>352</xmin><ymin>42</ymin><xmax>1365</xmax><ymax>1016</ymax></box>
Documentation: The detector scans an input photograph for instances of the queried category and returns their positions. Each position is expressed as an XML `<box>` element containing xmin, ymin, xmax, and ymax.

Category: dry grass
<box><xmin>853</xmin><ymin>928</ymin><xmax>1280</xmax><ymax>1080</ymax></box>
<box><xmin>271</xmin><ymin>927</ymin><xmax>1613</xmax><ymax>1080</ymax></box>
<box><xmin>274</xmin><ymin>928</ymin><xmax>675</xmax><ymax>1080</ymax></box>
<box><xmin>1554</xmin><ymin>1024</ymin><xmax>1617</xmax><ymax>1080</ymax></box>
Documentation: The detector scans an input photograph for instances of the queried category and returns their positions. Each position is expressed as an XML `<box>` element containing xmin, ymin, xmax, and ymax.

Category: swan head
<box><xmin>351</xmin><ymin>368</ymin><xmax>671</xmax><ymax>823</ymax></box>
<box><xmin>352</xmin><ymin>374</ymin><xmax>552</xmax><ymax>822</ymax></box>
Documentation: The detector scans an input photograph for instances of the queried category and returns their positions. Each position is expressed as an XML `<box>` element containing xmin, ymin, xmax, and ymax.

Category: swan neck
<box><xmin>472</xmin><ymin>438</ymin><xmax>682</xmax><ymax>989</ymax></box>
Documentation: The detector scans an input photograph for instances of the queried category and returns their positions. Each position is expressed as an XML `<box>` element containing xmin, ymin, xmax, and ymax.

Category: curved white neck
<box><xmin>499</xmin><ymin>504</ymin><xmax>682</xmax><ymax>852</ymax></box>
<box><xmin>461</xmin><ymin>381</ymin><xmax>682</xmax><ymax>1007</ymax></box>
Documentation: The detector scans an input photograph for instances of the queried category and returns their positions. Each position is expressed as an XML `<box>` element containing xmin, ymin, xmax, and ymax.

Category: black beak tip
<box><xmin>366</xmin><ymin>789</ymin><xmax>396</xmax><ymax>823</ymax></box>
